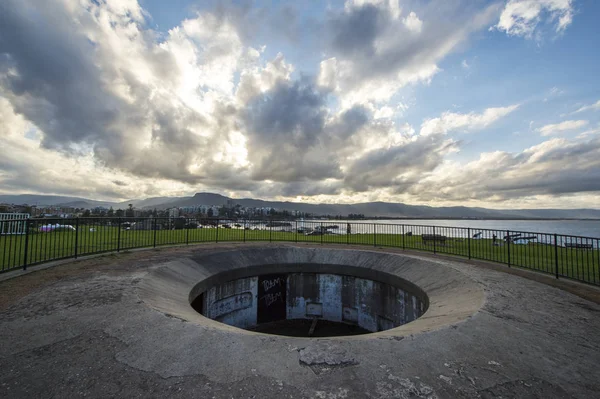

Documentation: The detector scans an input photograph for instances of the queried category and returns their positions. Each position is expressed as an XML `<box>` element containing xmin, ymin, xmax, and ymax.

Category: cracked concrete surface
<box><xmin>1</xmin><ymin>243</ymin><xmax>599</xmax><ymax>398</ymax></box>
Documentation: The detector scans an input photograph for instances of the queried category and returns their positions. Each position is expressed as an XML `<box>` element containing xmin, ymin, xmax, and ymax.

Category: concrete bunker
<box><xmin>139</xmin><ymin>247</ymin><xmax>484</xmax><ymax>339</ymax></box>
<box><xmin>190</xmin><ymin>265</ymin><xmax>427</xmax><ymax>337</ymax></box>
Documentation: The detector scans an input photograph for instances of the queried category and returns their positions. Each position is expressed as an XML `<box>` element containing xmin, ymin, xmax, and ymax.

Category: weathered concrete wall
<box><xmin>201</xmin><ymin>273</ymin><xmax>424</xmax><ymax>332</ymax></box>
<box><xmin>202</xmin><ymin>276</ymin><xmax>258</xmax><ymax>329</ymax></box>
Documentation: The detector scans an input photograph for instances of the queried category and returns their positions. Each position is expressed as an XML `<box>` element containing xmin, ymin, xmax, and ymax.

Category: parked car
<box><xmin>39</xmin><ymin>224</ymin><xmax>76</xmax><ymax>232</ymax></box>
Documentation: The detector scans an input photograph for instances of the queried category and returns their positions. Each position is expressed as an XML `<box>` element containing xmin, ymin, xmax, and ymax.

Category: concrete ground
<box><xmin>1</xmin><ymin>243</ymin><xmax>599</xmax><ymax>398</ymax></box>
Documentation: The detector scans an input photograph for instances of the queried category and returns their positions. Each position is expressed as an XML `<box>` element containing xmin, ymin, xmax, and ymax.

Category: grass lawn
<box><xmin>1</xmin><ymin>226</ymin><xmax>598</xmax><ymax>285</ymax></box>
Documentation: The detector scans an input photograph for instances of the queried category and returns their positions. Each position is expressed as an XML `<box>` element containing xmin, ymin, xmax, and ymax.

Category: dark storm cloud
<box><xmin>344</xmin><ymin>136</ymin><xmax>458</xmax><ymax>192</ymax></box>
<box><xmin>243</xmin><ymin>79</ymin><xmax>342</xmax><ymax>181</ymax></box>
<box><xmin>328</xmin><ymin>4</ymin><xmax>383</xmax><ymax>56</ymax></box>
<box><xmin>0</xmin><ymin>0</ymin><xmax>123</xmax><ymax>147</ymax></box>
<box><xmin>325</xmin><ymin>1</ymin><xmax>499</xmax><ymax>93</ymax></box>
<box><xmin>0</xmin><ymin>0</ymin><xmax>217</xmax><ymax>185</ymax></box>
<box><xmin>331</xmin><ymin>105</ymin><xmax>371</xmax><ymax>139</ymax></box>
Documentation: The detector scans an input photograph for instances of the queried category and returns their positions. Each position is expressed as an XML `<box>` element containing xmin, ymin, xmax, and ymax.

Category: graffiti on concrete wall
<box><xmin>210</xmin><ymin>292</ymin><xmax>253</xmax><ymax>319</ymax></box>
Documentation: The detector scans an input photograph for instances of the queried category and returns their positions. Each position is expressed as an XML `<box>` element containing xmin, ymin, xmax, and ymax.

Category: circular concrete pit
<box><xmin>191</xmin><ymin>272</ymin><xmax>427</xmax><ymax>337</ymax></box>
<box><xmin>140</xmin><ymin>246</ymin><xmax>482</xmax><ymax>338</ymax></box>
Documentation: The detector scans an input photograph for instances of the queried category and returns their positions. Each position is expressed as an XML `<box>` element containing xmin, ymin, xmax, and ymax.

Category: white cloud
<box><xmin>538</xmin><ymin>120</ymin><xmax>589</xmax><ymax>136</ymax></box>
<box><xmin>461</xmin><ymin>60</ymin><xmax>470</xmax><ymax>69</ymax></box>
<box><xmin>327</xmin><ymin>1</ymin><xmax>499</xmax><ymax>106</ymax></box>
<box><xmin>494</xmin><ymin>0</ymin><xmax>574</xmax><ymax>38</ymax></box>
<box><xmin>577</xmin><ymin>127</ymin><xmax>600</xmax><ymax>139</ymax></box>
<box><xmin>317</xmin><ymin>57</ymin><xmax>339</xmax><ymax>91</ymax></box>
<box><xmin>404</xmin><ymin>135</ymin><xmax>600</xmax><ymax>204</ymax></box>
<box><xmin>420</xmin><ymin>105</ymin><xmax>520</xmax><ymax>136</ymax></box>
<box><xmin>573</xmin><ymin>100</ymin><xmax>600</xmax><ymax>114</ymax></box>
<box><xmin>402</xmin><ymin>12</ymin><xmax>422</xmax><ymax>33</ymax></box>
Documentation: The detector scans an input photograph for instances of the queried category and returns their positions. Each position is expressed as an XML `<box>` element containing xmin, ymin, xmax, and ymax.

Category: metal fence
<box><xmin>1</xmin><ymin>217</ymin><xmax>598</xmax><ymax>286</ymax></box>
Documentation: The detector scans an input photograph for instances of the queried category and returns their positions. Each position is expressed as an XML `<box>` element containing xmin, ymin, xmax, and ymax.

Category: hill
<box><xmin>1</xmin><ymin>192</ymin><xmax>600</xmax><ymax>219</ymax></box>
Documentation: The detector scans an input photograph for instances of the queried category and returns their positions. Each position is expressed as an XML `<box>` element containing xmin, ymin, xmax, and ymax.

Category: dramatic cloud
<box><xmin>406</xmin><ymin>136</ymin><xmax>600</xmax><ymax>202</ymax></box>
<box><xmin>0</xmin><ymin>0</ymin><xmax>596</xmax><ymax>208</ymax></box>
<box><xmin>538</xmin><ymin>120</ymin><xmax>588</xmax><ymax>136</ymax></box>
<box><xmin>419</xmin><ymin>105</ymin><xmax>519</xmax><ymax>136</ymax></box>
<box><xmin>320</xmin><ymin>0</ymin><xmax>500</xmax><ymax>105</ymax></box>
<box><xmin>494</xmin><ymin>0</ymin><xmax>574</xmax><ymax>37</ymax></box>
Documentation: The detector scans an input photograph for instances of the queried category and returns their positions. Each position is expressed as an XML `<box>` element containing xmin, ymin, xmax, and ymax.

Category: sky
<box><xmin>1</xmin><ymin>0</ymin><xmax>600</xmax><ymax>209</ymax></box>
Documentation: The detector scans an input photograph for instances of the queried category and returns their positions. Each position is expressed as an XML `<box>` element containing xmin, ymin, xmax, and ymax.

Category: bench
<box><xmin>564</xmin><ymin>242</ymin><xmax>593</xmax><ymax>249</ymax></box>
<box><xmin>422</xmin><ymin>234</ymin><xmax>447</xmax><ymax>244</ymax></box>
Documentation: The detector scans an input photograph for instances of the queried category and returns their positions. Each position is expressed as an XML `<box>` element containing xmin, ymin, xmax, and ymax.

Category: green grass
<box><xmin>1</xmin><ymin>226</ymin><xmax>598</xmax><ymax>285</ymax></box>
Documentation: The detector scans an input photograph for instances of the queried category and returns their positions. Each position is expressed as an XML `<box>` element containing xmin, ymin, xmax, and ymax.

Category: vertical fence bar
<box><xmin>244</xmin><ymin>222</ymin><xmax>247</xmax><ymax>243</ymax></box>
<box><xmin>74</xmin><ymin>217</ymin><xmax>79</xmax><ymax>259</ymax></box>
<box><xmin>468</xmin><ymin>228</ymin><xmax>472</xmax><ymax>259</ymax></box>
<box><xmin>596</xmin><ymin>238</ymin><xmax>599</xmax><ymax>285</ymax></box>
<box><xmin>347</xmin><ymin>222</ymin><xmax>350</xmax><ymax>245</ymax></box>
<box><xmin>153</xmin><ymin>218</ymin><xmax>157</xmax><ymax>248</ymax></box>
<box><xmin>506</xmin><ymin>230</ymin><xmax>511</xmax><ymax>268</ymax></box>
<box><xmin>295</xmin><ymin>220</ymin><xmax>298</xmax><ymax>243</ymax></box>
<box><xmin>320</xmin><ymin>222</ymin><xmax>323</xmax><ymax>245</ymax></box>
<box><xmin>554</xmin><ymin>233</ymin><xmax>559</xmax><ymax>279</ymax></box>
<box><xmin>215</xmin><ymin>219</ymin><xmax>219</xmax><ymax>243</ymax></box>
<box><xmin>117</xmin><ymin>217</ymin><xmax>121</xmax><ymax>252</ymax></box>
<box><xmin>402</xmin><ymin>224</ymin><xmax>405</xmax><ymax>250</ymax></box>
<box><xmin>433</xmin><ymin>225</ymin><xmax>436</xmax><ymax>254</ymax></box>
<box><xmin>373</xmin><ymin>223</ymin><xmax>377</xmax><ymax>247</ymax></box>
<box><xmin>270</xmin><ymin>222</ymin><xmax>273</xmax><ymax>243</ymax></box>
<box><xmin>22</xmin><ymin>219</ymin><xmax>30</xmax><ymax>270</ymax></box>
<box><xmin>186</xmin><ymin>219</ymin><xmax>190</xmax><ymax>245</ymax></box>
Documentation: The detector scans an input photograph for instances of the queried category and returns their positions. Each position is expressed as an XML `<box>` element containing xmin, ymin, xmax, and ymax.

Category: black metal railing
<box><xmin>0</xmin><ymin>217</ymin><xmax>598</xmax><ymax>286</ymax></box>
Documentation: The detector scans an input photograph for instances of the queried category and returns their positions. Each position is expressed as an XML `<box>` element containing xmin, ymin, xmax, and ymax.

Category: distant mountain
<box><xmin>147</xmin><ymin>192</ymin><xmax>600</xmax><ymax>219</ymax></box>
<box><xmin>118</xmin><ymin>196</ymin><xmax>181</xmax><ymax>209</ymax></box>
<box><xmin>2</xmin><ymin>192</ymin><xmax>600</xmax><ymax>219</ymax></box>
<box><xmin>0</xmin><ymin>194</ymin><xmax>116</xmax><ymax>209</ymax></box>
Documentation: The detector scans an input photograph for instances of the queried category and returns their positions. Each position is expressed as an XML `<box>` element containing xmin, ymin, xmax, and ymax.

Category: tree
<box><xmin>115</xmin><ymin>209</ymin><xmax>124</xmax><ymax>217</ymax></box>
<box><xmin>83</xmin><ymin>209</ymin><xmax>91</xmax><ymax>217</ymax></box>
<box><xmin>126</xmin><ymin>204</ymin><xmax>134</xmax><ymax>218</ymax></box>
<box><xmin>107</xmin><ymin>207</ymin><xmax>114</xmax><ymax>217</ymax></box>
<box><xmin>207</xmin><ymin>208</ymin><xmax>214</xmax><ymax>217</ymax></box>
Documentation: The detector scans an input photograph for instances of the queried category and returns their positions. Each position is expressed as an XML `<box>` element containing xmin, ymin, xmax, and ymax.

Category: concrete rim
<box><xmin>138</xmin><ymin>246</ymin><xmax>485</xmax><ymax>340</ymax></box>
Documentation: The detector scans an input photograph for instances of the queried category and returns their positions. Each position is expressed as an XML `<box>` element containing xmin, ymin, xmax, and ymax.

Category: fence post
<box><xmin>22</xmin><ymin>219</ymin><xmax>30</xmax><ymax>271</ymax></box>
<box><xmin>215</xmin><ymin>219</ymin><xmax>219</xmax><ymax>243</ymax></box>
<box><xmin>347</xmin><ymin>222</ymin><xmax>350</xmax><ymax>246</ymax></box>
<box><xmin>270</xmin><ymin>221</ymin><xmax>273</xmax><ymax>243</ymax></box>
<box><xmin>402</xmin><ymin>224</ymin><xmax>405</xmax><ymax>250</ymax></box>
<box><xmin>467</xmin><ymin>228</ymin><xmax>471</xmax><ymax>259</ymax></box>
<box><xmin>186</xmin><ymin>218</ymin><xmax>190</xmax><ymax>245</ymax></box>
<box><xmin>244</xmin><ymin>221</ymin><xmax>247</xmax><ymax>243</ymax></box>
<box><xmin>506</xmin><ymin>230</ymin><xmax>511</xmax><ymax>268</ymax></box>
<box><xmin>554</xmin><ymin>233</ymin><xmax>559</xmax><ymax>279</ymax></box>
<box><xmin>117</xmin><ymin>217</ymin><xmax>121</xmax><ymax>252</ymax></box>
<box><xmin>373</xmin><ymin>223</ymin><xmax>376</xmax><ymax>247</ymax></box>
<box><xmin>74</xmin><ymin>217</ymin><xmax>79</xmax><ymax>259</ymax></box>
<box><xmin>295</xmin><ymin>220</ymin><xmax>298</xmax><ymax>243</ymax></box>
<box><xmin>320</xmin><ymin>222</ymin><xmax>323</xmax><ymax>245</ymax></box>
<box><xmin>433</xmin><ymin>226</ymin><xmax>436</xmax><ymax>254</ymax></box>
<box><xmin>153</xmin><ymin>218</ymin><xmax>157</xmax><ymax>248</ymax></box>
